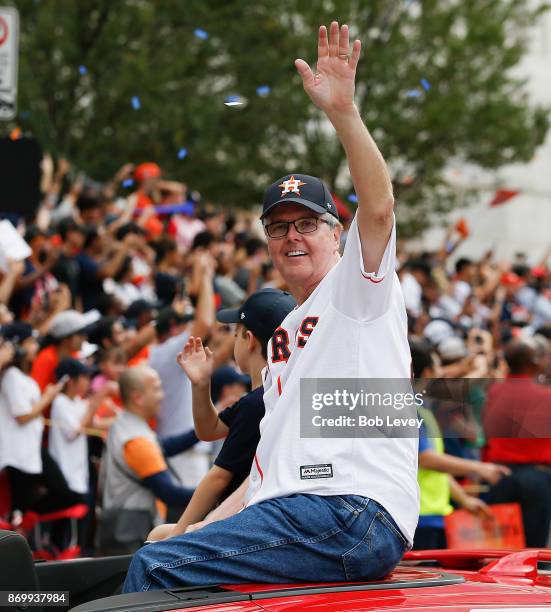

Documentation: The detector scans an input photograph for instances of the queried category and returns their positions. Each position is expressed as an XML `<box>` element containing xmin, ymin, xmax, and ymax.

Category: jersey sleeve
<box><xmin>123</xmin><ymin>436</ymin><xmax>167</xmax><ymax>479</ymax></box>
<box><xmin>332</xmin><ymin>213</ymin><xmax>397</xmax><ymax>321</ymax></box>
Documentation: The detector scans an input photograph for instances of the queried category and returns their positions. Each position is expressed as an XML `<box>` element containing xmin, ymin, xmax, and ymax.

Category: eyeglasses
<box><xmin>263</xmin><ymin>217</ymin><xmax>329</xmax><ymax>239</ymax></box>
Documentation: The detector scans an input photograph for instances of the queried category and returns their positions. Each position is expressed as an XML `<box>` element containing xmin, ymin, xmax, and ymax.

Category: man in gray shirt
<box><xmin>149</xmin><ymin>253</ymin><xmax>216</xmax><ymax>487</ymax></box>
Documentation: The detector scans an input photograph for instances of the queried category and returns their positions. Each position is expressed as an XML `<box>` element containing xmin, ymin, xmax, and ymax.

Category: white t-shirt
<box><xmin>452</xmin><ymin>279</ymin><xmax>471</xmax><ymax>306</ymax></box>
<box><xmin>149</xmin><ymin>330</ymin><xmax>211</xmax><ymax>454</ymax></box>
<box><xmin>400</xmin><ymin>272</ymin><xmax>423</xmax><ymax>317</ymax></box>
<box><xmin>0</xmin><ymin>367</ymin><xmax>43</xmax><ymax>474</ymax></box>
<box><xmin>48</xmin><ymin>394</ymin><xmax>89</xmax><ymax>494</ymax></box>
<box><xmin>245</xmin><ymin>214</ymin><xmax>419</xmax><ymax>544</ymax></box>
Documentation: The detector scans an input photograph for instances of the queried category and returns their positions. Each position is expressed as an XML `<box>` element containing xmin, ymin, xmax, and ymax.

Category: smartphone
<box><xmin>59</xmin><ymin>374</ymin><xmax>70</xmax><ymax>388</ymax></box>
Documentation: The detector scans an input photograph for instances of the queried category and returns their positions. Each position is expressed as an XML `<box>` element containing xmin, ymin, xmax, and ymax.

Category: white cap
<box><xmin>48</xmin><ymin>309</ymin><xmax>101</xmax><ymax>339</ymax></box>
<box><xmin>438</xmin><ymin>336</ymin><xmax>468</xmax><ymax>362</ymax></box>
<box><xmin>78</xmin><ymin>341</ymin><xmax>99</xmax><ymax>359</ymax></box>
<box><xmin>423</xmin><ymin>319</ymin><xmax>455</xmax><ymax>346</ymax></box>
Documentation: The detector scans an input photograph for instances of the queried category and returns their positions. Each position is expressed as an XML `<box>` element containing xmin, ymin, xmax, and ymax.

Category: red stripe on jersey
<box><xmin>254</xmin><ymin>454</ymin><xmax>264</xmax><ymax>482</ymax></box>
<box><xmin>361</xmin><ymin>271</ymin><xmax>384</xmax><ymax>283</ymax></box>
<box><xmin>277</xmin><ymin>376</ymin><xmax>282</xmax><ymax>396</ymax></box>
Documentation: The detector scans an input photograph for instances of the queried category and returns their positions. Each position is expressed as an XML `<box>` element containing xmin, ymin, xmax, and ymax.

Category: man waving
<box><xmin>124</xmin><ymin>21</ymin><xmax>418</xmax><ymax>592</ymax></box>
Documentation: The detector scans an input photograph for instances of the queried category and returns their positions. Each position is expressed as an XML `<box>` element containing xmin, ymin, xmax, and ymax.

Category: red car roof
<box><xmin>69</xmin><ymin>550</ymin><xmax>551</xmax><ymax>612</ymax></box>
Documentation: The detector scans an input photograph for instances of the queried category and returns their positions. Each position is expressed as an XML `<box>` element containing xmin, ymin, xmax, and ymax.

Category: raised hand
<box><xmin>295</xmin><ymin>21</ymin><xmax>361</xmax><ymax>115</ymax></box>
<box><xmin>176</xmin><ymin>336</ymin><xmax>214</xmax><ymax>386</ymax></box>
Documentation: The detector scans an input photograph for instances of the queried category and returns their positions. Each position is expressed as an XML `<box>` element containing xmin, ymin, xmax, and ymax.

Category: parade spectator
<box><xmin>51</xmin><ymin>218</ymin><xmax>86</xmax><ymax>307</ymax></box>
<box><xmin>149</xmin><ymin>254</ymin><xmax>215</xmax><ymax>489</ymax></box>
<box><xmin>411</xmin><ymin>341</ymin><xmax>510</xmax><ymax>550</ymax></box>
<box><xmin>483</xmin><ymin>338</ymin><xmax>551</xmax><ymax>547</ymax></box>
<box><xmin>49</xmin><ymin>358</ymin><xmax>117</xmax><ymax>501</ymax></box>
<box><xmin>98</xmin><ymin>366</ymin><xmax>197</xmax><ymax>554</ymax></box>
<box><xmin>31</xmin><ymin>309</ymin><xmax>100</xmax><ymax>390</ymax></box>
<box><xmin>0</xmin><ymin>323</ymin><xmax>72</xmax><ymax>515</ymax></box>
<box><xmin>9</xmin><ymin>225</ymin><xmax>60</xmax><ymax>320</ymax></box>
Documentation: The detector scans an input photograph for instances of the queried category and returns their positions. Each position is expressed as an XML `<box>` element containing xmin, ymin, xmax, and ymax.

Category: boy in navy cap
<box><xmin>147</xmin><ymin>288</ymin><xmax>296</xmax><ymax>541</ymax></box>
<box><xmin>49</xmin><ymin>357</ymin><xmax>117</xmax><ymax>501</ymax></box>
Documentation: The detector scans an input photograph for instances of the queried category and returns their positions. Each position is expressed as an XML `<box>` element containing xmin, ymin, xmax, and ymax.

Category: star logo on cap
<box><xmin>279</xmin><ymin>176</ymin><xmax>306</xmax><ymax>197</ymax></box>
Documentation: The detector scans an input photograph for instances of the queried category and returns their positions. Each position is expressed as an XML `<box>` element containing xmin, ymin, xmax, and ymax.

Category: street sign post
<box><xmin>0</xmin><ymin>6</ymin><xmax>19</xmax><ymax>120</ymax></box>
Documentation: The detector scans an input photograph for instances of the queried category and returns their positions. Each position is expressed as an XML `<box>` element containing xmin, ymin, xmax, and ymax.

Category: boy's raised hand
<box><xmin>176</xmin><ymin>336</ymin><xmax>214</xmax><ymax>386</ymax></box>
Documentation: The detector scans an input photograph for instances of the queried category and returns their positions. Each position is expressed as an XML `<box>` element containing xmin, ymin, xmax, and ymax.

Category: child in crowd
<box><xmin>48</xmin><ymin>358</ymin><xmax>117</xmax><ymax>500</ymax></box>
<box><xmin>148</xmin><ymin>288</ymin><xmax>296</xmax><ymax>541</ymax></box>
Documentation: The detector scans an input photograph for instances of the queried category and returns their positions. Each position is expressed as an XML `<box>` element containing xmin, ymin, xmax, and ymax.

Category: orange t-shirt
<box><xmin>127</xmin><ymin>345</ymin><xmax>150</xmax><ymax>366</ymax></box>
<box><xmin>31</xmin><ymin>345</ymin><xmax>59</xmax><ymax>391</ymax></box>
<box><xmin>123</xmin><ymin>437</ymin><xmax>167</xmax><ymax>479</ymax></box>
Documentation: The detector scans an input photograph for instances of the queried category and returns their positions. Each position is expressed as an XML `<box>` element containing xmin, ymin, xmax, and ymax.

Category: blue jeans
<box><xmin>123</xmin><ymin>494</ymin><xmax>409</xmax><ymax>593</ymax></box>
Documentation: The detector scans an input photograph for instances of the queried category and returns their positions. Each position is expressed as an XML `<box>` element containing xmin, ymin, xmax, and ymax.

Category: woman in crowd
<box><xmin>0</xmin><ymin>322</ymin><xmax>81</xmax><ymax>517</ymax></box>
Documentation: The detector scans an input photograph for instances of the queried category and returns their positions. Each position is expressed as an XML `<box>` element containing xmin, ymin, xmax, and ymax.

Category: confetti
<box><xmin>78</xmin><ymin>65</ymin><xmax>88</xmax><ymax>75</ymax></box>
<box><xmin>131</xmin><ymin>96</ymin><xmax>141</xmax><ymax>110</ymax></box>
<box><xmin>256</xmin><ymin>85</ymin><xmax>271</xmax><ymax>97</ymax></box>
<box><xmin>178</xmin><ymin>148</ymin><xmax>188</xmax><ymax>159</ymax></box>
<box><xmin>194</xmin><ymin>28</ymin><xmax>209</xmax><ymax>40</ymax></box>
<box><xmin>406</xmin><ymin>89</ymin><xmax>422</xmax><ymax>98</ymax></box>
<box><xmin>347</xmin><ymin>194</ymin><xmax>358</xmax><ymax>203</ymax></box>
<box><xmin>122</xmin><ymin>179</ymin><xmax>134</xmax><ymax>188</ymax></box>
<box><xmin>420</xmin><ymin>78</ymin><xmax>431</xmax><ymax>91</ymax></box>
<box><xmin>224</xmin><ymin>95</ymin><xmax>245</xmax><ymax>107</ymax></box>
<box><xmin>9</xmin><ymin>127</ymin><xmax>21</xmax><ymax>140</ymax></box>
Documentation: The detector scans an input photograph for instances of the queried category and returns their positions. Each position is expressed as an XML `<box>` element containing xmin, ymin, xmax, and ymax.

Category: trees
<box><xmin>12</xmin><ymin>0</ymin><xmax>549</xmax><ymax>234</ymax></box>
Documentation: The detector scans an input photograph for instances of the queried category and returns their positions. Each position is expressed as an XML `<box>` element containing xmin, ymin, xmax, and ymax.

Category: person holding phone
<box><xmin>0</xmin><ymin>323</ymin><xmax>75</xmax><ymax>518</ymax></box>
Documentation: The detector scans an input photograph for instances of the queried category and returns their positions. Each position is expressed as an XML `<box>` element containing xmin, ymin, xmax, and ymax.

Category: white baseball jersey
<box><xmin>245</xmin><ymin>214</ymin><xmax>419</xmax><ymax>544</ymax></box>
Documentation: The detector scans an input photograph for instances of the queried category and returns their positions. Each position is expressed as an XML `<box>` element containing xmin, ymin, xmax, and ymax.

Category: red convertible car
<box><xmin>2</xmin><ymin>530</ymin><xmax>551</xmax><ymax>612</ymax></box>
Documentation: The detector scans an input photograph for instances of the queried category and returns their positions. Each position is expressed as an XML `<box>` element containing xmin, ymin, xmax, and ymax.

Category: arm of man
<box><xmin>159</xmin><ymin>429</ymin><xmax>199</xmax><ymax>457</ymax></box>
<box><xmin>419</xmin><ymin>448</ymin><xmax>510</xmax><ymax>484</ymax></box>
<box><xmin>170</xmin><ymin>465</ymin><xmax>233</xmax><ymax>537</ymax></box>
<box><xmin>295</xmin><ymin>21</ymin><xmax>394</xmax><ymax>274</ymax></box>
<box><xmin>189</xmin><ymin>253</ymin><xmax>216</xmax><ymax>340</ymax></box>
<box><xmin>124</xmin><ymin>437</ymin><xmax>194</xmax><ymax>507</ymax></box>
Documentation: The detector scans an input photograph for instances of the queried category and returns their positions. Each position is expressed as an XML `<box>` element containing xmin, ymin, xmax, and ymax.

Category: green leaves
<box><xmin>11</xmin><ymin>0</ymin><xmax>550</xmax><ymax>235</ymax></box>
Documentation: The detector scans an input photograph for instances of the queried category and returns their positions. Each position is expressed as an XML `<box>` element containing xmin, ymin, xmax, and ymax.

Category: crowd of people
<box><xmin>0</xmin><ymin>149</ymin><xmax>550</xmax><ymax>559</ymax></box>
<box><xmin>1</xmin><ymin>21</ymin><xmax>551</xmax><ymax>565</ymax></box>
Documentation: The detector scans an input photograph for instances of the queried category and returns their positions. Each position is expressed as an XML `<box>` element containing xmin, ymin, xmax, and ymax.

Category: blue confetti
<box><xmin>256</xmin><ymin>85</ymin><xmax>271</xmax><ymax>97</ymax></box>
<box><xmin>122</xmin><ymin>179</ymin><xmax>134</xmax><ymax>188</ymax></box>
<box><xmin>131</xmin><ymin>96</ymin><xmax>141</xmax><ymax>110</ymax></box>
<box><xmin>406</xmin><ymin>89</ymin><xmax>422</xmax><ymax>98</ymax></box>
<box><xmin>420</xmin><ymin>78</ymin><xmax>431</xmax><ymax>91</ymax></box>
<box><xmin>20</xmin><ymin>111</ymin><xmax>30</xmax><ymax>119</ymax></box>
<box><xmin>178</xmin><ymin>148</ymin><xmax>188</xmax><ymax>159</ymax></box>
<box><xmin>347</xmin><ymin>194</ymin><xmax>358</xmax><ymax>203</ymax></box>
<box><xmin>78</xmin><ymin>65</ymin><xmax>88</xmax><ymax>75</ymax></box>
<box><xmin>194</xmin><ymin>28</ymin><xmax>209</xmax><ymax>40</ymax></box>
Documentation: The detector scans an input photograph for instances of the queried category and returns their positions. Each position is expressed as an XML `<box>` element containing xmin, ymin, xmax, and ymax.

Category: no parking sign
<box><xmin>0</xmin><ymin>6</ymin><xmax>19</xmax><ymax>120</ymax></box>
